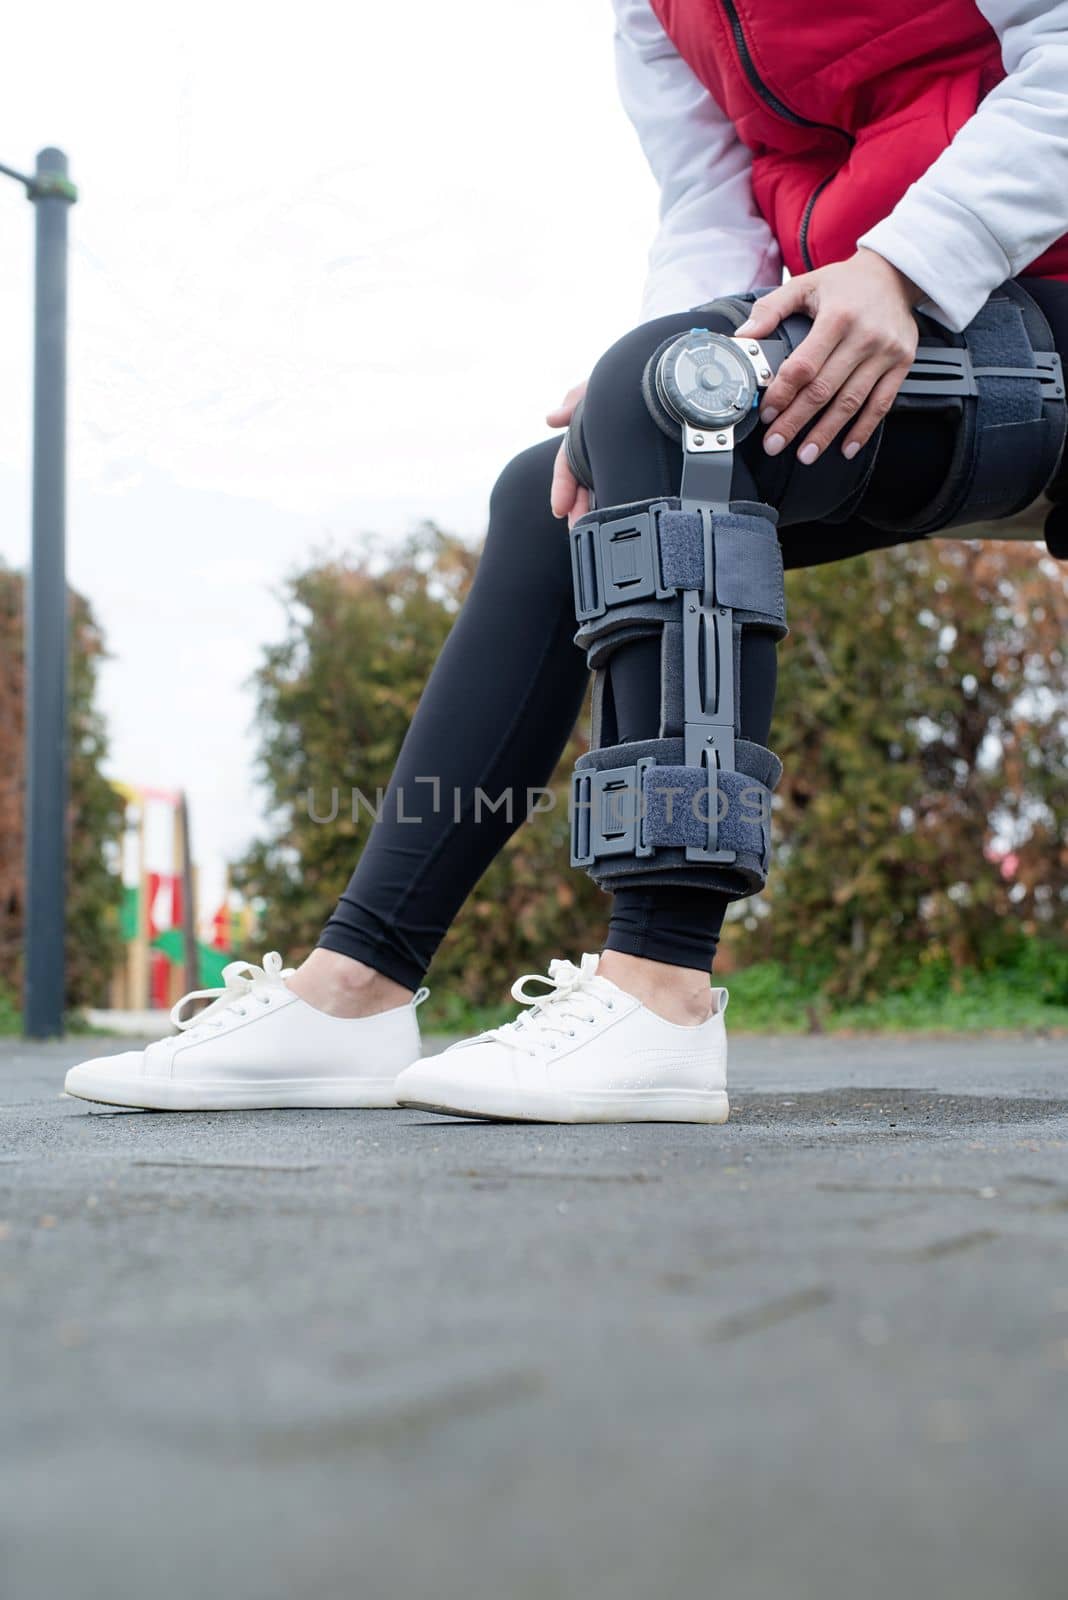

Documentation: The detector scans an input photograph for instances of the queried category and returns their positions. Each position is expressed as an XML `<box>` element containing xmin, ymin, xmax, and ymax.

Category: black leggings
<box><xmin>318</xmin><ymin>280</ymin><xmax>1068</xmax><ymax>988</ymax></box>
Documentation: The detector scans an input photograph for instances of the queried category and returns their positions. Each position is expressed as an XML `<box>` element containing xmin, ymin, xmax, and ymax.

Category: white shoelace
<box><xmin>483</xmin><ymin>954</ymin><xmax>616</xmax><ymax>1057</ymax></box>
<box><xmin>171</xmin><ymin>951</ymin><xmax>295</xmax><ymax>1036</ymax></box>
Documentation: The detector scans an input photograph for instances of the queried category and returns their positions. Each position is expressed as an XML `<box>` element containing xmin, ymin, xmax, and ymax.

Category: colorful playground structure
<box><xmin>109</xmin><ymin>783</ymin><xmax>257</xmax><ymax>1012</ymax></box>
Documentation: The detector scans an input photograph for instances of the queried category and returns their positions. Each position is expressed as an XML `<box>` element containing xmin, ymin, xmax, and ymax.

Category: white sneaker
<box><xmin>64</xmin><ymin>952</ymin><xmax>429</xmax><ymax>1111</ymax></box>
<box><xmin>395</xmin><ymin>953</ymin><xmax>729</xmax><ymax>1124</ymax></box>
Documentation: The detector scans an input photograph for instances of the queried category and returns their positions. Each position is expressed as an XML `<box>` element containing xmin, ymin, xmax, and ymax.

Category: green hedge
<box><xmin>238</xmin><ymin>527</ymin><xmax>1068</xmax><ymax>1025</ymax></box>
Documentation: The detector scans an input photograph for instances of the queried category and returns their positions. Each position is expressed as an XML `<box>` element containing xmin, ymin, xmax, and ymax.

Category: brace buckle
<box><xmin>570</xmin><ymin>759</ymin><xmax>655</xmax><ymax>867</ymax></box>
<box><xmin>570</xmin><ymin>503</ymin><xmax>676</xmax><ymax>622</ymax></box>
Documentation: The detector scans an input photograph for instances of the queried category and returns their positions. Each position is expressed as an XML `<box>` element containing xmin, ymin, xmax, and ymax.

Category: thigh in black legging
<box><xmin>318</xmin><ymin>438</ymin><xmax>587</xmax><ymax>989</ymax></box>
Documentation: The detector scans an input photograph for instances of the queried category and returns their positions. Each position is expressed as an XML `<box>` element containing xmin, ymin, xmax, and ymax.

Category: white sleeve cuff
<box><xmin>858</xmin><ymin>192</ymin><xmax>1012</xmax><ymax>332</ymax></box>
<box><xmin>641</xmin><ymin>236</ymin><xmax>783</xmax><ymax>320</ymax></box>
<box><xmin>613</xmin><ymin>1</ymin><xmax>782</xmax><ymax>321</ymax></box>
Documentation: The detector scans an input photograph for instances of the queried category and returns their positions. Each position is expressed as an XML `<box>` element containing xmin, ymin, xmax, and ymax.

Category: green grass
<box><xmin>7</xmin><ymin>941</ymin><xmax>1066</xmax><ymax>1040</ymax></box>
<box><xmin>425</xmin><ymin>942</ymin><xmax>1068</xmax><ymax>1038</ymax></box>
<box><xmin>0</xmin><ymin>984</ymin><xmax>133</xmax><ymax>1038</ymax></box>
<box><xmin>0</xmin><ymin>986</ymin><xmax>21</xmax><ymax>1036</ymax></box>
<box><xmin>720</xmin><ymin>958</ymin><xmax>1068</xmax><ymax>1034</ymax></box>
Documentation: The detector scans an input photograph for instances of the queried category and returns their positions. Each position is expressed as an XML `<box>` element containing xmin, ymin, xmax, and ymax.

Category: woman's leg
<box><xmin>388</xmin><ymin>281</ymin><xmax>1068</xmax><ymax>1119</ymax></box>
<box><xmin>299</xmin><ymin>314</ymin><xmax>774</xmax><ymax>1025</ymax></box>
<box><xmin>575</xmin><ymin>278</ymin><xmax>1068</xmax><ymax>996</ymax></box>
<box><xmin>300</xmin><ymin>279</ymin><xmax>1068</xmax><ymax>1020</ymax></box>
<box><xmin>576</xmin><ymin>311</ymin><xmax>779</xmax><ymax>998</ymax></box>
<box><xmin>291</xmin><ymin>439</ymin><xmax>589</xmax><ymax>1013</ymax></box>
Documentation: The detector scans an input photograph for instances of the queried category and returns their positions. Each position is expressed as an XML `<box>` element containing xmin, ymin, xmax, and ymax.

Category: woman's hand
<box><xmin>735</xmin><ymin>249</ymin><xmax>924</xmax><ymax>464</ymax></box>
<box><xmin>547</xmin><ymin>380</ymin><xmax>589</xmax><ymax>526</ymax></box>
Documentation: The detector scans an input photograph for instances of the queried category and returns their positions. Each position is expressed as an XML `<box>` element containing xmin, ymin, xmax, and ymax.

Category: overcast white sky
<box><xmin>0</xmin><ymin>0</ymin><xmax>658</xmax><ymax>912</ymax></box>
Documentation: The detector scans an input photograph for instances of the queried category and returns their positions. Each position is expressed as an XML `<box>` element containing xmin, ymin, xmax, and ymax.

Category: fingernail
<box><xmin>797</xmin><ymin>442</ymin><xmax>819</xmax><ymax>466</ymax></box>
<box><xmin>842</xmin><ymin>440</ymin><xmax>861</xmax><ymax>460</ymax></box>
<box><xmin>736</xmin><ymin>318</ymin><xmax>756</xmax><ymax>334</ymax></box>
<box><xmin>760</xmin><ymin>406</ymin><xmax>779</xmax><ymax>425</ymax></box>
<box><xmin>764</xmin><ymin>432</ymin><xmax>786</xmax><ymax>457</ymax></box>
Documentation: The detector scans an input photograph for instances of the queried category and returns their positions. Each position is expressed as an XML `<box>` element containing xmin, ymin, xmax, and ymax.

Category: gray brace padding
<box><xmin>866</xmin><ymin>280</ymin><xmax>1066</xmax><ymax>536</ymax></box>
<box><xmin>572</xmin><ymin>737</ymin><xmax>780</xmax><ymax>897</ymax></box>
<box><xmin>573</xmin><ymin>499</ymin><xmax>787</xmax><ymax>671</ymax></box>
<box><xmin>947</xmin><ymin>296</ymin><xmax>1043</xmax><ymax>525</ymax></box>
<box><xmin>661</xmin><ymin>508</ymin><xmax>786</xmax><ymax>623</ymax></box>
<box><xmin>569</xmin><ymin>496</ymin><xmax>786</xmax><ymax>897</ymax></box>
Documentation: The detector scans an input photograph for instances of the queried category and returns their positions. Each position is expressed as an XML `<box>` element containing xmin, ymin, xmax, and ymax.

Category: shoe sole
<box><xmin>63</xmin><ymin>1068</ymin><xmax>400</xmax><ymax>1112</ymax></box>
<box><xmin>399</xmin><ymin>1087</ymin><xmax>730</xmax><ymax>1125</ymax></box>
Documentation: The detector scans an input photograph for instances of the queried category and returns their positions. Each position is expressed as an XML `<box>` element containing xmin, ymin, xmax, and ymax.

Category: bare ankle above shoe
<box><xmin>596</xmin><ymin>951</ymin><xmax>714</xmax><ymax>1026</ymax></box>
<box><xmin>288</xmin><ymin>948</ymin><xmax>414</xmax><ymax>1019</ymax></box>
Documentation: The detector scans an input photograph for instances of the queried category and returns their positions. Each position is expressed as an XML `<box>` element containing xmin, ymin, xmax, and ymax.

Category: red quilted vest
<box><xmin>649</xmin><ymin>0</ymin><xmax>1068</xmax><ymax>284</ymax></box>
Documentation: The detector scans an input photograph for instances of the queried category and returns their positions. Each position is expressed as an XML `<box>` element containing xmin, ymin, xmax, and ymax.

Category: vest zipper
<box><xmin>798</xmin><ymin>175</ymin><xmax>836</xmax><ymax>271</ymax></box>
<box><xmin>718</xmin><ymin>0</ymin><xmax>853</xmax><ymax>270</ymax></box>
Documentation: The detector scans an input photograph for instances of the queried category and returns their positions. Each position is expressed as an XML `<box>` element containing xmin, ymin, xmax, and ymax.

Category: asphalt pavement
<box><xmin>2</xmin><ymin>1030</ymin><xmax>1068</xmax><ymax>1600</ymax></box>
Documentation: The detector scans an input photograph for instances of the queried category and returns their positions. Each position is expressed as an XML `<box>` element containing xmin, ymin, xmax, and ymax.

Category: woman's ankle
<box><xmin>287</xmin><ymin>948</ymin><xmax>414</xmax><ymax>1019</ymax></box>
<box><xmin>596</xmin><ymin>949</ymin><xmax>714</xmax><ymax>1026</ymax></box>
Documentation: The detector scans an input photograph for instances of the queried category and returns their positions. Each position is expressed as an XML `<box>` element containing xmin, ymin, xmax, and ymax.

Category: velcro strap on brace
<box><xmin>571</xmin><ymin>737</ymin><xmax>781</xmax><ymax>897</ymax></box>
<box><xmin>951</xmin><ymin>292</ymin><xmax>1058</xmax><ymax>526</ymax></box>
<box><xmin>874</xmin><ymin>281</ymin><xmax>1066</xmax><ymax>536</ymax></box>
<box><xmin>572</xmin><ymin>499</ymin><xmax>786</xmax><ymax>685</ymax></box>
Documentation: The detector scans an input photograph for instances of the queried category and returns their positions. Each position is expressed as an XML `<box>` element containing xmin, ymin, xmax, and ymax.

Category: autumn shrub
<box><xmin>239</xmin><ymin>528</ymin><xmax>1067</xmax><ymax>1010</ymax></box>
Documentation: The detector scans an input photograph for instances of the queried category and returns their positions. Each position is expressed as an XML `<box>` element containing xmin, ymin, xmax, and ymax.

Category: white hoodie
<box><xmin>613</xmin><ymin>0</ymin><xmax>1068</xmax><ymax>331</ymax></box>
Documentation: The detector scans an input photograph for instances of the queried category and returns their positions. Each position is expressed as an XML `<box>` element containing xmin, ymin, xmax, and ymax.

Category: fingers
<box><xmin>735</xmin><ymin>279</ymin><xmax>808</xmax><ymax>339</ymax></box>
<box><xmin>548</xmin><ymin>379</ymin><xmax>590</xmax><ymax>521</ymax></box>
<box><xmin>776</xmin><ymin>353</ymin><xmax>886</xmax><ymax>462</ymax></box>
<box><xmin>735</xmin><ymin>253</ymin><xmax>919</xmax><ymax>465</ymax></box>
<box><xmin>762</xmin><ymin>334</ymin><xmax>868</xmax><ymax>460</ymax></box>
<box><xmin>550</xmin><ymin>437</ymin><xmax>579</xmax><ymax>521</ymax></box>
<box><xmin>840</xmin><ymin>362</ymin><xmax>912</xmax><ymax>459</ymax></box>
<box><xmin>760</xmin><ymin>309</ymin><xmax>851</xmax><ymax>425</ymax></box>
<box><xmin>766</xmin><ymin>332</ymin><xmax>915</xmax><ymax>464</ymax></box>
<box><xmin>569</xmin><ymin>486</ymin><xmax>590</xmax><ymax>529</ymax></box>
<box><xmin>546</xmin><ymin>380</ymin><xmax>588</xmax><ymax>429</ymax></box>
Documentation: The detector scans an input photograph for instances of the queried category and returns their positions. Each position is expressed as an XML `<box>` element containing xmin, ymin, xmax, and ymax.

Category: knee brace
<box><xmin>566</xmin><ymin>279</ymin><xmax>1065</xmax><ymax>898</ymax></box>
<box><xmin>569</xmin><ymin>493</ymin><xmax>786</xmax><ymax>898</ymax></box>
<box><xmin>868</xmin><ymin>279</ymin><xmax>1066</xmax><ymax>538</ymax></box>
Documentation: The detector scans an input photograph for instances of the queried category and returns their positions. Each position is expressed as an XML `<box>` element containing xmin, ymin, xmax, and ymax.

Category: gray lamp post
<box><xmin>1</xmin><ymin>149</ymin><xmax>77</xmax><ymax>1037</ymax></box>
